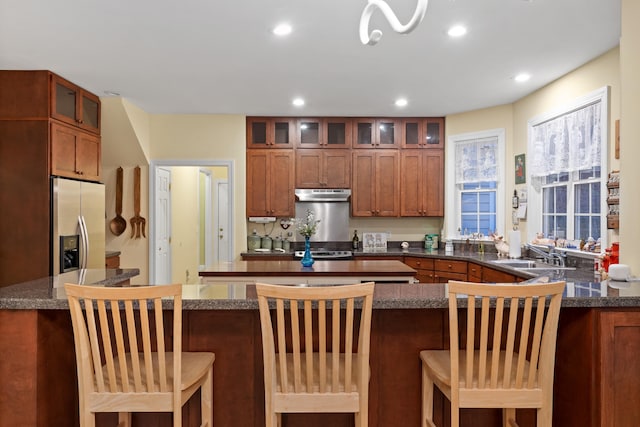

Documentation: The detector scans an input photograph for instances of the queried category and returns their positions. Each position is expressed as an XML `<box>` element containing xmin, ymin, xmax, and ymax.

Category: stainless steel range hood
<box><xmin>295</xmin><ymin>189</ymin><xmax>351</xmax><ymax>242</ymax></box>
<box><xmin>295</xmin><ymin>189</ymin><xmax>351</xmax><ymax>202</ymax></box>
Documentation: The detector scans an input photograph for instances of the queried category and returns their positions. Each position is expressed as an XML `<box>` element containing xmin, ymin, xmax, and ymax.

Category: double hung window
<box><xmin>446</xmin><ymin>130</ymin><xmax>505</xmax><ymax>237</ymax></box>
<box><xmin>528</xmin><ymin>87</ymin><xmax>608</xmax><ymax>244</ymax></box>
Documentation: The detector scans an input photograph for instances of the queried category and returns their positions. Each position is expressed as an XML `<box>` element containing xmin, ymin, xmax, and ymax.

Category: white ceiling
<box><xmin>0</xmin><ymin>0</ymin><xmax>621</xmax><ymax>117</ymax></box>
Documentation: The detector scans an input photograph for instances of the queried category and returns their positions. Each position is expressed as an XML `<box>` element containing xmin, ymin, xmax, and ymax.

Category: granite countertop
<box><xmin>0</xmin><ymin>268</ymin><xmax>139</xmax><ymax>309</ymax></box>
<box><xmin>1</xmin><ymin>262</ymin><xmax>639</xmax><ymax>309</ymax></box>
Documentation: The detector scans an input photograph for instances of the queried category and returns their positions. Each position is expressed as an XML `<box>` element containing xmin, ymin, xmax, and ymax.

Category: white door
<box><xmin>214</xmin><ymin>179</ymin><xmax>231</xmax><ymax>262</ymax></box>
<box><xmin>155</xmin><ymin>167</ymin><xmax>172</xmax><ymax>284</ymax></box>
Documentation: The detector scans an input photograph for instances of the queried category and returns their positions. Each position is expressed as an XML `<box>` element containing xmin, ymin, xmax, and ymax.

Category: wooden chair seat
<box><xmin>421</xmin><ymin>350</ymin><xmax>542</xmax><ymax>408</ymax></box>
<box><xmin>96</xmin><ymin>352</ymin><xmax>214</xmax><ymax>395</ymax></box>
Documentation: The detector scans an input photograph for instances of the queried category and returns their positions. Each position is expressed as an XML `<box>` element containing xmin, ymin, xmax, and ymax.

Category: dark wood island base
<box><xmin>1</xmin><ymin>303</ymin><xmax>637</xmax><ymax>427</ymax></box>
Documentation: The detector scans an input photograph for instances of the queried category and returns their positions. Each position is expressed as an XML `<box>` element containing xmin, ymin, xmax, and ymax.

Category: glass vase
<box><xmin>301</xmin><ymin>236</ymin><xmax>314</xmax><ymax>267</ymax></box>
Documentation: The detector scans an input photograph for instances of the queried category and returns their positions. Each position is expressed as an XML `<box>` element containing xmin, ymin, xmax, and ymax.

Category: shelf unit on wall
<box><xmin>607</xmin><ymin>170</ymin><xmax>619</xmax><ymax>230</ymax></box>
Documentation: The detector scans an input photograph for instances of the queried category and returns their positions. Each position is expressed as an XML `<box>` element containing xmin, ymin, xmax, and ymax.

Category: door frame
<box><xmin>149</xmin><ymin>159</ymin><xmax>234</xmax><ymax>284</ymax></box>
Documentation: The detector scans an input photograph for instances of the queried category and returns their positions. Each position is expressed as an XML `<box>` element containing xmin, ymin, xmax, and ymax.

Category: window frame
<box><xmin>527</xmin><ymin>86</ymin><xmax>609</xmax><ymax>246</ymax></box>
<box><xmin>445</xmin><ymin>128</ymin><xmax>506</xmax><ymax>239</ymax></box>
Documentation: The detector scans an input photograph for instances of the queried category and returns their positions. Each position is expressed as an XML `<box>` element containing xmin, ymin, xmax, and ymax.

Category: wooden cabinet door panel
<box><xmin>324</xmin><ymin>149</ymin><xmax>351</xmax><ymax>188</ymax></box>
<box><xmin>600</xmin><ymin>311</ymin><xmax>640</xmax><ymax>427</ymax></box>
<box><xmin>424</xmin><ymin>118</ymin><xmax>444</xmax><ymax>149</ymax></box>
<box><xmin>51</xmin><ymin>122</ymin><xmax>77</xmax><ymax>177</ymax></box>
<box><xmin>246</xmin><ymin>151</ymin><xmax>269</xmax><ymax>216</ymax></box>
<box><xmin>434</xmin><ymin>259</ymin><xmax>467</xmax><ymax>274</ymax></box>
<box><xmin>352</xmin><ymin>151</ymin><xmax>376</xmax><ymax>216</ymax></box>
<box><xmin>482</xmin><ymin>267</ymin><xmax>517</xmax><ymax>283</ymax></box>
<box><xmin>424</xmin><ymin>150</ymin><xmax>444</xmax><ymax>216</ymax></box>
<box><xmin>295</xmin><ymin>150</ymin><xmax>323</xmax><ymax>188</ymax></box>
<box><xmin>400</xmin><ymin>150</ymin><xmax>423</xmax><ymax>216</ymax></box>
<box><xmin>269</xmin><ymin>150</ymin><xmax>295</xmax><ymax>217</ymax></box>
<box><xmin>76</xmin><ymin>132</ymin><xmax>101</xmax><ymax>181</ymax></box>
<box><xmin>375</xmin><ymin>151</ymin><xmax>399</xmax><ymax>216</ymax></box>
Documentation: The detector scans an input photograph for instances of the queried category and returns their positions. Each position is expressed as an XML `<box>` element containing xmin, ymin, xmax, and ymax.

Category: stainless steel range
<box><xmin>293</xmin><ymin>250</ymin><xmax>353</xmax><ymax>260</ymax></box>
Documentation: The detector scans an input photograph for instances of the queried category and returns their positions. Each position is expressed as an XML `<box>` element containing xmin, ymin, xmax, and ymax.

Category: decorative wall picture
<box><xmin>515</xmin><ymin>153</ymin><xmax>526</xmax><ymax>184</ymax></box>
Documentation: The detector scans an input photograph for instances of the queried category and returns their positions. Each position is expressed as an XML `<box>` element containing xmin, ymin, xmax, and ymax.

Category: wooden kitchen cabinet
<box><xmin>467</xmin><ymin>262</ymin><xmax>483</xmax><ymax>282</ymax></box>
<box><xmin>246</xmin><ymin>117</ymin><xmax>295</xmax><ymax>148</ymax></box>
<box><xmin>295</xmin><ymin>149</ymin><xmax>350</xmax><ymax>188</ymax></box>
<box><xmin>599</xmin><ymin>311</ymin><xmax>640</xmax><ymax>426</ymax></box>
<box><xmin>433</xmin><ymin>259</ymin><xmax>468</xmax><ymax>283</ymax></box>
<box><xmin>246</xmin><ymin>149</ymin><xmax>295</xmax><ymax>217</ymax></box>
<box><xmin>482</xmin><ymin>267</ymin><xmax>520</xmax><ymax>283</ymax></box>
<box><xmin>402</xmin><ymin>118</ymin><xmax>444</xmax><ymax>149</ymax></box>
<box><xmin>296</xmin><ymin>118</ymin><xmax>352</xmax><ymax>148</ymax></box>
<box><xmin>353</xmin><ymin>118</ymin><xmax>401</xmax><ymax>149</ymax></box>
<box><xmin>51</xmin><ymin>122</ymin><xmax>101</xmax><ymax>182</ymax></box>
<box><xmin>404</xmin><ymin>257</ymin><xmax>435</xmax><ymax>283</ymax></box>
<box><xmin>51</xmin><ymin>73</ymin><xmax>101</xmax><ymax>134</ymax></box>
<box><xmin>0</xmin><ymin>70</ymin><xmax>102</xmax><ymax>287</ymax></box>
<box><xmin>400</xmin><ymin>150</ymin><xmax>444</xmax><ymax>216</ymax></box>
<box><xmin>351</xmin><ymin>150</ymin><xmax>399</xmax><ymax>217</ymax></box>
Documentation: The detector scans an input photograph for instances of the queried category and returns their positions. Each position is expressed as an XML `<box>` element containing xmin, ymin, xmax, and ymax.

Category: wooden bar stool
<box><xmin>420</xmin><ymin>280</ymin><xmax>565</xmax><ymax>427</ymax></box>
<box><xmin>65</xmin><ymin>283</ymin><xmax>215</xmax><ymax>427</ymax></box>
<box><xmin>256</xmin><ymin>282</ymin><xmax>375</xmax><ymax>427</ymax></box>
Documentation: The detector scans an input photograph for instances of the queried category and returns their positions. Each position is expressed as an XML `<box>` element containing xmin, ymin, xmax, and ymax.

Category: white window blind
<box><xmin>454</xmin><ymin>136</ymin><xmax>499</xmax><ymax>184</ymax></box>
<box><xmin>529</xmin><ymin>101</ymin><xmax>602</xmax><ymax>177</ymax></box>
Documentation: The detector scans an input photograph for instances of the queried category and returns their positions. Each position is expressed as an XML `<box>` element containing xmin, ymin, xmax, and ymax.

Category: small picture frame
<box><xmin>362</xmin><ymin>232</ymin><xmax>388</xmax><ymax>252</ymax></box>
<box><xmin>515</xmin><ymin>153</ymin><xmax>526</xmax><ymax>184</ymax></box>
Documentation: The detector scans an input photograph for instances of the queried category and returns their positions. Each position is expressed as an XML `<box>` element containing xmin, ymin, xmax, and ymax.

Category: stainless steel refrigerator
<box><xmin>52</xmin><ymin>177</ymin><xmax>105</xmax><ymax>275</ymax></box>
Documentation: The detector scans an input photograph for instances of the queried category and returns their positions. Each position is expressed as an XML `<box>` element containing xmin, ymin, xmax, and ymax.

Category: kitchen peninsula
<box><xmin>198</xmin><ymin>259</ymin><xmax>417</xmax><ymax>284</ymax></box>
<box><xmin>2</xmin><ymin>260</ymin><xmax>640</xmax><ymax>427</ymax></box>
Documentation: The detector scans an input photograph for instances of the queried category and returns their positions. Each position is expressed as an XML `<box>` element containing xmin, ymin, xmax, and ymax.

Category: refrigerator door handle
<box><xmin>78</xmin><ymin>215</ymin><xmax>89</xmax><ymax>270</ymax></box>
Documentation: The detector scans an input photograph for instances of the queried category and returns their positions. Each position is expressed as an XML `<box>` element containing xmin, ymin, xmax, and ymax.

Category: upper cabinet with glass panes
<box><xmin>353</xmin><ymin>118</ymin><xmax>401</xmax><ymax>148</ymax></box>
<box><xmin>296</xmin><ymin>118</ymin><xmax>352</xmax><ymax>148</ymax></box>
<box><xmin>402</xmin><ymin>118</ymin><xmax>444</xmax><ymax>149</ymax></box>
<box><xmin>246</xmin><ymin>117</ymin><xmax>295</xmax><ymax>148</ymax></box>
<box><xmin>51</xmin><ymin>74</ymin><xmax>100</xmax><ymax>134</ymax></box>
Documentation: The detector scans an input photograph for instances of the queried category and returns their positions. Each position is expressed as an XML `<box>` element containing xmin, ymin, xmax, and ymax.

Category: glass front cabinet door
<box><xmin>402</xmin><ymin>118</ymin><xmax>444</xmax><ymax>149</ymax></box>
<box><xmin>51</xmin><ymin>74</ymin><xmax>100</xmax><ymax>134</ymax></box>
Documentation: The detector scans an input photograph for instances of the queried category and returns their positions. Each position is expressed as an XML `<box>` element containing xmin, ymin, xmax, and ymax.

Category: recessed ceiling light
<box><xmin>292</xmin><ymin>98</ymin><xmax>305</xmax><ymax>107</ymax></box>
<box><xmin>273</xmin><ymin>23</ymin><xmax>292</xmax><ymax>36</ymax></box>
<box><xmin>447</xmin><ymin>25</ymin><xmax>467</xmax><ymax>38</ymax></box>
<box><xmin>395</xmin><ymin>98</ymin><xmax>408</xmax><ymax>107</ymax></box>
<box><xmin>514</xmin><ymin>73</ymin><xmax>531</xmax><ymax>82</ymax></box>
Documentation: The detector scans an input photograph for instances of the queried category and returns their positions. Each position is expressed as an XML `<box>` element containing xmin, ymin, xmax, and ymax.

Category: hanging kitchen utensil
<box><xmin>130</xmin><ymin>166</ymin><xmax>146</xmax><ymax>238</ymax></box>
<box><xmin>109</xmin><ymin>167</ymin><xmax>127</xmax><ymax>236</ymax></box>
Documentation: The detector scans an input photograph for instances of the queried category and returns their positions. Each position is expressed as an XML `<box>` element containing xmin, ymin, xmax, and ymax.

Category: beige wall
<box><xmin>170</xmin><ymin>167</ymin><xmax>200</xmax><ymax>284</ymax></box>
<box><xmin>102</xmin><ymin>98</ymin><xmax>150</xmax><ymax>284</ymax></box>
<box><xmin>620</xmin><ymin>0</ymin><xmax>640</xmax><ymax>270</ymax></box>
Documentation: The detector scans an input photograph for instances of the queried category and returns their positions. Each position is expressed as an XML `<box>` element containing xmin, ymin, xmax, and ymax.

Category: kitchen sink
<box><xmin>490</xmin><ymin>259</ymin><xmax>576</xmax><ymax>271</ymax></box>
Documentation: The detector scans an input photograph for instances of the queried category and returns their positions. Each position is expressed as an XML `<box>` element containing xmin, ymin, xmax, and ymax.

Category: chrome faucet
<box><xmin>523</xmin><ymin>243</ymin><xmax>566</xmax><ymax>267</ymax></box>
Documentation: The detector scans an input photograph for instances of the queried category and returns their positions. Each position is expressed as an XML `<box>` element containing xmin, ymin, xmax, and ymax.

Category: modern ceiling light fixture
<box><xmin>273</xmin><ymin>23</ymin><xmax>292</xmax><ymax>36</ymax></box>
<box><xmin>514</xmin><ymin>73</ymin><xmax>531</xmax><ymax>82</ymax></box>
<box><xmin>292</xmin><ymin>98</ymin><xmax>305</xmax><ymax>107</ymax></box>
<box><xmin>359</xmin><ymin>0</ymin><xmax>430</xmax><ymax>46</ymax></box>
<box><xmin>395</xmin><ymin>98</ymin><xmax>408</xmax><ymax>107</ymax></box>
